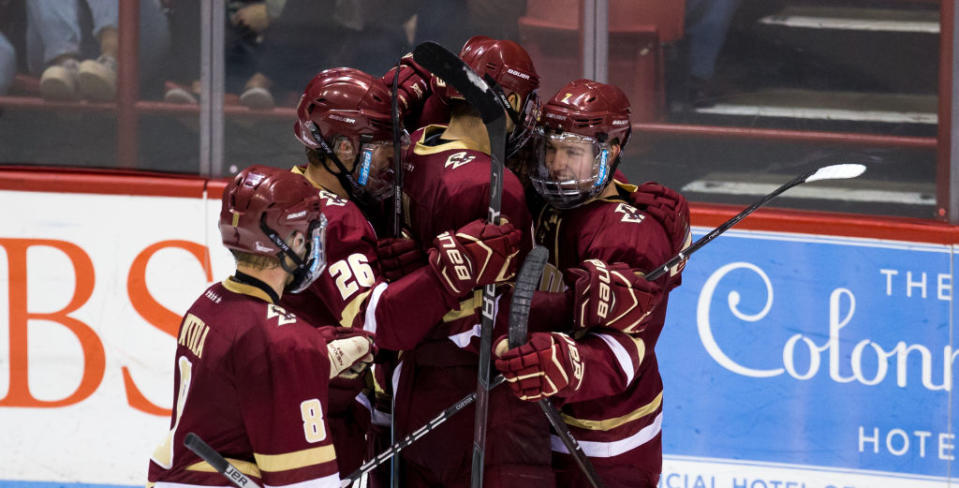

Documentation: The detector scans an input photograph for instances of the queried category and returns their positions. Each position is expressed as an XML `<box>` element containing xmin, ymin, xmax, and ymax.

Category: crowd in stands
<box><xmin>0</xmin><ymin>0</ymin><xmax>738</xmax><ymax>111</ymax></box>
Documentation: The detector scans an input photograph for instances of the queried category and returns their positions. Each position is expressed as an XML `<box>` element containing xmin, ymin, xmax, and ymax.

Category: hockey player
<box><xmin>390</xmin><ymin>37</ymin><xmax>556</xmax><ymax>487</ymax></box>
<box><xmin>146</xmin><ymin>165</ymin><xmax>376</xmax><ymax>487</ymax></box>
<box><xmin>492</xmin><ymin>80</ymin><xmax>691</xmax><ymax>488</ymax></box>
<box><xmin>280</xmin><ymin>66</ymin><xmax>524</xmax><ymax>478</ymax></box>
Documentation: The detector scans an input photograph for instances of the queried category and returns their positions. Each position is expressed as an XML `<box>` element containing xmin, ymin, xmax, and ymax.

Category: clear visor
<box><xmin>287</xmin><ymin>214</ymin><xmax>328</xmax><ymax>294</ymax></box>
<box><xmin>530</xmin><ymin>129</ymin><xmax>612</xmax><ymax>209</ymax></box>
<box><xmin>353</xmin><ymin>133</ymin><xmax>410</xmax><ymax>201</ymax></box>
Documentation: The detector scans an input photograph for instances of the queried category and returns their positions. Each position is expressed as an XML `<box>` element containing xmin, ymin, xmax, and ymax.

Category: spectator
<box><xmin>0</xmin><ymin>33</ymin><xmax>13</xmax><ymax>96</ymax></box>
<box><xmin>240</xmin><ymin>0</ymin><xmax>416</xmax><ymax>109</ymax></box>
<box><xmin>683</xmin><ymin>0</ymin><xmax>741</xmax><ymax>107</ymax></box>
<box><xmin>162</xmin><ymin>0</ymin><xmax>286</xmax><ymax>106</ymax></box>
<box><xmin>26</xmin><ymin>0</ymin><xmax>170</xmax><ymax>101</ymax></box>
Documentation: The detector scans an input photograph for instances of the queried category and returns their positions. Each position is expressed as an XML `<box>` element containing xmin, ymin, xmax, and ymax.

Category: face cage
<box><xmin>353</xmin><ymin>134</ymin><xmax>409</xmax><ymax>202</ymax></box>
<box><xmin>506</xmin><ymin>92</ymin><xmax>540</xmax><ymax>159</ymax></box>
<box><xmin>529</xmin><ymin>129</ymin><xmax>613</xmax><ymax>210</ymax></box>
<box><xmin>260</xmin><ymin>213</ymin><xmax>329</xmax><ymax>294</ymax></box>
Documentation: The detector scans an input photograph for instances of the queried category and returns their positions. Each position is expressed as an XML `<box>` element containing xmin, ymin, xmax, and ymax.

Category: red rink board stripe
<box><xmin>0</xmin><ymin>166</ymin><xmax>956</xmax><ymax>244</ymax></box>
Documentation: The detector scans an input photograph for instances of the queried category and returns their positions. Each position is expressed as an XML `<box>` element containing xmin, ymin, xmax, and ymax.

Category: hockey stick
<box><xmin>388</xmin><ymin>59</ymin><xmax>403</xmax><ymax>488</ymax></box>
<box><xmin>339</xmin><ymin>375</ymin><xmax>508</xmax><ymax>487</ymax></box>
<box><xmin>184</xmin><ymin>432</ymin><xmax>262</xmax><ymax>488</ymax></box>
<box><xmin>412</xmin><ymin>40</ymin><xmax>508</xmax><ymax>488</ymax></box>
<box><xmin>505</xmin><ymin>247</ymin><xmax>608</xmax><ymax>488</ymax></box>
<box><xmin>645</xmin><ymin>163</ymin><xmax>867</xmax><ymax>281</ymax></box>
<box><xmin>390</xmin><ymin>61</ymin><xmax>404</xmax><ymax>239</ymax></box>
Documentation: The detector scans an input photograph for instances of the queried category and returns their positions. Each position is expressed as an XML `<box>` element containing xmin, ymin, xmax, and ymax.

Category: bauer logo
<box><xmin>506</xmin><ymin>68</ymin><xmax>531</xmax><ymax>80</ymax></box>
<box><xmin>658</xmin><ymin>230</ymin><xmax>957</xmax><ymax>481</ymax></box>
<box><xmin>329</xmin><ymin>114</ymin><xmax>356</xmax><ymax>124</ymax></box>
<box><xmin>287</xmin><ymin>210</ymin><xmax>307</xmax><ymax>220</ymax></box>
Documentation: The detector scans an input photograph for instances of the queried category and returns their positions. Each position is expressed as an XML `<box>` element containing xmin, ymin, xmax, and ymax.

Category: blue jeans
<box><xmin>25</xmin><ymin>0</ymin><xmax>169</xmax><ymax>77</ymax></box>
<box><xmin>685</xmin><ymin>0</ymin><xmax>741</xmax><ymax>81</ymax></box>
<box><xmin>0</xmin><ymin>32</ymin><xmax>14</xmax><ymax>95</ymax></box>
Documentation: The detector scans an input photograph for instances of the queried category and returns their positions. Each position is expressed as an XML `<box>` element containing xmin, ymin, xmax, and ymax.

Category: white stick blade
<box><xmin>805</xmin><ymin>163</ymin><xmax>867</xmax><ymax>183</ymax></box>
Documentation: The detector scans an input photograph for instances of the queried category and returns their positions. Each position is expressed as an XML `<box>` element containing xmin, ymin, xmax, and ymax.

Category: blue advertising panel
<box><xmin>659</xmin><ymin>229</ymin><xmax>957</xmax><ymax>487</ymax></box>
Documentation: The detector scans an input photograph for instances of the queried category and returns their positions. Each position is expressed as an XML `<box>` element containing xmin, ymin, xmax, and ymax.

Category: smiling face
<box><xmin>544</xmin><ymin>136</ymin><xmax>596</xmax><ymax>182</ymax></box>
<box><xmin>530</xmin><ymin>129</ymin><xmax>621</xmax><ymax>209</ymax></box>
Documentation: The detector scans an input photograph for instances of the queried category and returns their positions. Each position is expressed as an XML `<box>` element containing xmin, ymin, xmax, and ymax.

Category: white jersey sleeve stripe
<box><xmin>593</xmin><ymin>332</ymin><xmax>637</xmax><ymax>385</ymax></box>
<box><xmin>363</xmin><ymin>282</ymin><xmax>389</xmax><ymax>335</ymax></box>
<box><xmin>550</xmin><ymin>411</ymin><xmax>663</xmax><ymax>458</ymax></box>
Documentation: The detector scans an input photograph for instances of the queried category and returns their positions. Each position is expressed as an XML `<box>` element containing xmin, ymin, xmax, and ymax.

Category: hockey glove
<box><xmin>427</xmin><ymin>219</ymin><xmax>522</xmax><ymax>296</ymax></box>
<box><xmin>630</xmin><ymin>182</ymin><xmax>691</xmax><ymax>288</ymax></box>
<box><xmin>323</xmin><ymin>327</ymin><xmax>377</xmax><ymax>380</ymax></box>
<box><xmin>375</xmin><ymin>230</ymin><xmax>427</xmax><ymax>281</ymax></box>
<box><xmin>382</xmin><ymin>53</ymin><xmax>432</xmax><ymax>117</ymax></box>
<box><xmin>493</xmin><ymin>332</ymin><xmax>585</xmax><ymax>402</ymax></box>
<box><xmin>567</xmin><ymin>259</ymin><xmax>662</xmax><ymax>332</ymax></box>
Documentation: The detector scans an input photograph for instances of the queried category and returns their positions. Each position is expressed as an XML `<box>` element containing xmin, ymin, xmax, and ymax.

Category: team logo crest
<box><xmin>445</xmin><ymin>152</ymin><xmax>476</xmax><ymax>169</ymax></box>
<box><xmin>615</xmin><ymin>203</ymin><xmax>645</xmax><ymax>224</ymax></box>
<box><xmin>267</xmin><ymin>304</ymin><xmax>297</xmax><ymax>326</ymax></box>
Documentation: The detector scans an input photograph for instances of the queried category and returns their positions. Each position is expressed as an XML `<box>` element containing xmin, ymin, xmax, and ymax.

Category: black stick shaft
<box><xmin>644</xmin><ymin>169</ymin><xmax>812</xmax><ymax>281</ymax></box>
<box><xmin>340</xmin><ymin>376</ymin><xmax>507</xmax><ymax>487</ymax></box>
<box><xmin>184</xmin><ymin>433</ymin><xmax>262</xmax><ymax>488</ymax></box>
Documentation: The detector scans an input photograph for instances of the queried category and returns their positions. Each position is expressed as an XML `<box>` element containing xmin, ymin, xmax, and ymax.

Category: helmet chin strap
<box><xmin>306</xmin><ymin>122</ymin><xmax>380</xmax><ymax>217</ymax></box>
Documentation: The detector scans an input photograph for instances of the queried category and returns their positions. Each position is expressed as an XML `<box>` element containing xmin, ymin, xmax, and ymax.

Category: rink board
<box><xmin>0</xmin><ymin>184</ymin><xmax>955</xmax><ymax>487</ymax></box>
<box><xmin>658</xmin><ymin>228</ymin><xmax>957</xmax><ymax>487</ymax></box>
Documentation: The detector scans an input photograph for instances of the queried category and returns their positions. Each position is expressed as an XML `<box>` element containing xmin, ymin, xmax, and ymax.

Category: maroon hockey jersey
<box><xmin>147</xmin><ymin>276</ymin><xmax>339</xmax><ymax>488</ymax></box>
<box><xmin>391</xmin><ymin>125</ymin><xmax>553</xmax><ymax>486</ymax></box>
<box><xmin>282</xmin><ymin>165</ymin><xmax>462</xmax><ymax>351</ymax></box>
<box><xmin>279</xmin><ymin>166</ymin><xmax>467</xmax><ymax>475</ymax></box>
<box><xmin>401</xmin><ymin>125</ymin><xmax>534</xmax><ymax>347</ymax></box>
<box><xmin>534</xmin><ymin>180</ymin><xmax>677</xmax><ymax>480</ymax></box>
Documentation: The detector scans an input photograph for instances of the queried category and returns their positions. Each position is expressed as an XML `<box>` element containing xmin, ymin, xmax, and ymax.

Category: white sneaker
<box><xmin>40</xmin><ymin>58</ymin><xmax>80</xmax><ymax>100</ymax></box>
<box><xmin>239</xmin><ymin>86</ymin><xmax>274</xmax><ymax>109</ymax></box>
<box><xmin>78</xmin><ymin>55</ymin><xmax>117</xmax><ymax>101</ymax></box>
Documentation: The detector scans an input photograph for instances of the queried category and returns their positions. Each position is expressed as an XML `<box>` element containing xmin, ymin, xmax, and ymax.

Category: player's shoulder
<box><xmin>411</xmin><ymin>125</ymin><xmax>489</xmax><ymax>171</ymax></box>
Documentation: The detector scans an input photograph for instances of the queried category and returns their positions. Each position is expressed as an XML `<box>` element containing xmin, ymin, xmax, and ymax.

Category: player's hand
<box><xmin>567</xmin><ymin>259</ymin><xmax>662</xmax><ymax>332</ymax></box>
<box><xmin>493</xmin><ymin>332</ymin><xmax>584</xmax><ymax>402</ymax></box>
<box><xmin>630</xmin><ymin>182</ymin><xmax>691</xmax><ymax>288</ymax></box>
<box><xmin>375</xmin><ymin>230</ymin><xmax>426</xmax><ymax>281</ymax></box>
<box><xmin>232</xmin><ymin>3</ymin><xmax>270</xmax><ymax>33</ymax></box>
<box><xmin>630</xmin><ymin>182</ymin><xmax>691</xmax><ymax>254</ymax></box>
<box><xmin>382</xmin><ymin>53</ymin><xmax>431</xmax><ymax>116</ymax></box>
<box><xmin>428</xmin><ymin>219</ymin><xmax>522</xmax><ymax>296</ymax></box>
<box><xmin>323</xmin><ymin>327</ymin><xmax>377</xmax><ymax>379</ymax></box>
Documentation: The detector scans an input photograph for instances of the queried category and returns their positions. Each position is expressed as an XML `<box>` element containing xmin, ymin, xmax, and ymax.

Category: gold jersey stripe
<box><xmin>253</xmin><ymin>444</ymin><xmax>337</xmax><ymax>472</ymax></box>
<box><xmin>562</xmin><ymin>391</ymin><xmax>663</xmax><ymax>431</ymax></box>
<box><xmin>222</xmin><ymin>277</ymin><xmax>275</xmax><ymax>304</ymax></box>
<box><xmin>186</xmin><ymin>458</ymin><xmax>262</xmax><ymax>478</ymax></box>
<box><xmin>412</xmin><ymin>125</ymin><xmax>476</xmax><ymax>155</ymax></box>
<box><xmin>599</xmin><ymin>180</ymin><xmax>638</xmax><ymax>200</ymax></box>
<box><xmin>340</xmin><ymin>289</ymin><xmax>373</xmax><ymax>327</ymax></box>
<box><xmin>442</xmin><ymin>289</ymin><xmax>484</xmax><ymax>323</ymax></box>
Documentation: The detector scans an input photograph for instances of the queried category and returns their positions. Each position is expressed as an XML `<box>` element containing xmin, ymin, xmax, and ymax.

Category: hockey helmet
<box><xmin>433</xmin><ymin>36</ymin><xmax>541</xmax><ymax>157</ymax></box>
<box><xmin>220</xmin><ymin>165</ymin><xmax>328</xmax><ymax>293</ymax></box>
<box><xmin>294</xmin><ymin>67</ymin><xmax>402</xmax><ymax>203</ymax></box>
<box><xmin>531</xmin><ymin>79</ymin><xmax>632</xmax><ymax>209</ymax></box>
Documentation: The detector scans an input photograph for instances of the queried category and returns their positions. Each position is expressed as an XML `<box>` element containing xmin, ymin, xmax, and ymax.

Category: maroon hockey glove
<box><xmin>321</xmin><ymin>327</ymin><xmax>377</xmax><ymax>380</ymax></box>
<box><xmin>493</xmin><ymin>332</ymin><xmax>585</xmax><ymax>402</ymax></box>
<box><xmin>630</xmin><ymin>182</ymin><xmax>691</xmax><ymax>255</ymax></box>
<box><xmin>567</xmin><ymin>259</ymin><xmax>662</xmax><ymax>332</ymax></box>
<box><xmin>630</xmin><ymin>182</ymin><xmax>691</xmax><ymax>288</ymax></box>
<box><xmin>375</xmin><ymin>231</ymin><xmax>427</xmax><ymax>281</ymax></box>
<box><xmin>382</xmin><ymin>53</ymin><xmax>432</xmax><ymax>117</ymax></box>
<box><xmin>428</xmin><ymin>219</ymin><xmax>522</xmax><ymax>296</ymax></box>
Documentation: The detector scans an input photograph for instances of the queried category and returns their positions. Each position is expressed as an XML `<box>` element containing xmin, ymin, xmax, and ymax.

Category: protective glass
<box><xmin>530</xmin><ymin>129</ymin><xmax>613</xmax><ymax>209</ymax></box>
<box><xmin>353</xmin><ymin>133</ymin><xmax>410</xmax><ymax>201</ymax></box>
<box><xmin>287</xmin><ymin>214</ymin><xmax>329</xmax><ymax>294</ymax></box>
